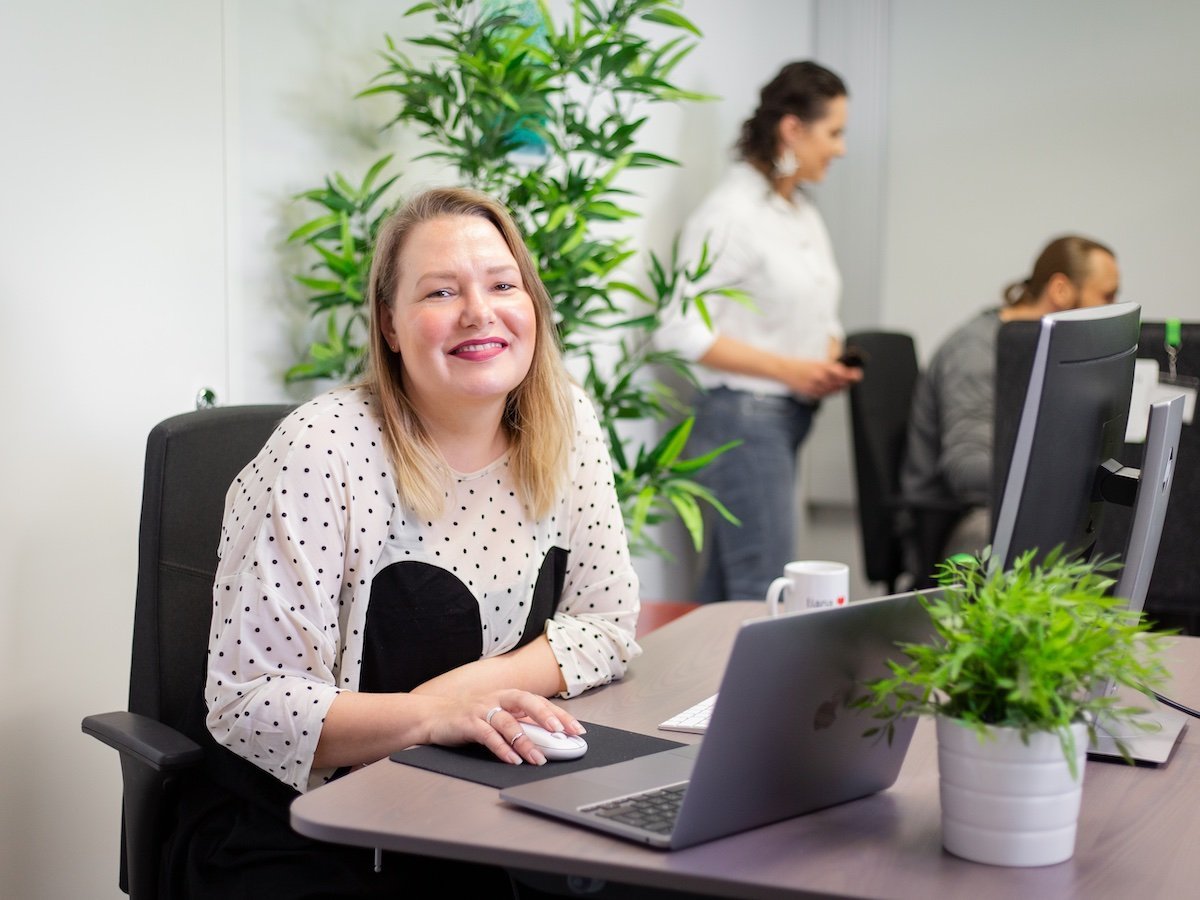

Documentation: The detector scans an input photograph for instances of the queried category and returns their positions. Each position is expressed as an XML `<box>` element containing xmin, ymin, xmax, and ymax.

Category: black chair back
<box><xmin>845</xmin><ymin>332</ymin><xmax>921</xmax><ymax>592</ymax></box>
<box><xmin>129</xmin><ymin>404</ymin><xmax>291</xmax><ymax>732</ymax></box>
<box><xmin>84</xmin><ymin>404</ymin><xmax>291</xmax><ymax>897</ymax></box>
<box><xmin>845</xmin><ymin>331</ymin><xmax>971</xmax><ymax>592</ymax></box>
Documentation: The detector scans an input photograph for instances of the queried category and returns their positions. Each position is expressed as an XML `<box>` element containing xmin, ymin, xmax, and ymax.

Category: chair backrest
<box><xmin>128</xmin><ymin>404</ymin><xmax>293</xmax><ymax>740</ymax></box>
<box><xmin>844</xmin><ymin>332</ymin><xmax>920</xmax><ymax>590</ymax></box>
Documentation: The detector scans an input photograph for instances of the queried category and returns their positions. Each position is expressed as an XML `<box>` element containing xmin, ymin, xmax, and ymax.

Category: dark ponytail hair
<box><xmin>737</xmin><ymin>61</ymin><xmax>847</xmax><ymax>171</ymax></box>
<box><xmin>1002</xmin><ymin>235</ymin><xmax>1115</xmax><ymax>307</ymax></box>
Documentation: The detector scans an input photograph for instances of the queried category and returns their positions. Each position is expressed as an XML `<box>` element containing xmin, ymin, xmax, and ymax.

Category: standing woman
<box><xmin>177</xmin><ymin>188</ymin><xmax>642</xmax><ymax>897</ymax></box>
<box><xmin>656</xmin><ymin>60</ymin><xmax>862</xmax><ymax>603</ymax></box>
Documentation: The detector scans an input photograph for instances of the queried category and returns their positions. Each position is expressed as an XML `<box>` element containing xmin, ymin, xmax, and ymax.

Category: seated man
<box><xmin>900</xmin><ymin>235</ymin><xmax>1120</xmax><ymax>563</ymax></box>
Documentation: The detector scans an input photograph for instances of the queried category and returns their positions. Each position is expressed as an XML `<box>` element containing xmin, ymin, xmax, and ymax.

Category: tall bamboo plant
<box><xmin>286</xmin><ymin>0</ymin><xmax>745</xmax><ymax>557</ymax></box>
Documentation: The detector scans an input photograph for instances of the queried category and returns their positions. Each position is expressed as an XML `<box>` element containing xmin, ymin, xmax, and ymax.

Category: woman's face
<box><xmin>784</xmin><ymin>94</ymin><xmax>848</xmax><ymax>183</ymax></box>
<box><xmin>382</xmin><ymin>214</ymin><xmax>536</xmax><ymax>418</ymax></box>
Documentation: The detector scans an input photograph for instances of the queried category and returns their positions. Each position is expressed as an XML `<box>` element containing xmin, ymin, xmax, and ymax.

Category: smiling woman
<box><xmin>367</xmin><ymin>188</ymin><xmax>576</xmax><ymax>520</ymax></box>
<box><xmin>186</xmin><ymin>187</ymin><xmax>644</xmax><ymax>897</ymax></box>
<box><xmin>380</xmin><ymin>214</ymin><xmax>537</xmax><ymax>456</ymax></box>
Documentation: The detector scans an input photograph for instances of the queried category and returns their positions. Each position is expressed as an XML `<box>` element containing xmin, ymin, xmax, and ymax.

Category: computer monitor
<box><xmin>988</xmin><ymin>301</ymin><xmax>1187</xmax><ymax>764</ymax></box>
<box><xmin>991</xmin><ymin>301</ymin><xmax>1140</xmax><ymax>573</ymax></box>
<box><xmin>1112</xmin><ymin>394</ymin><xmax>1183</xmax><ymax>611</ymax></box>
<box><xmin>991</xmin><ymin>311</ymin><xmax>1183</xmax><ymax>612</ymax></box>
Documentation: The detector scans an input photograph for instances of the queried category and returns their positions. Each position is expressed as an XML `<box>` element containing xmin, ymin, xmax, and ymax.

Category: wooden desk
<box><xmin>291</xmin><ymin>601</ymin><xmax>1200</xmax><ymax>899</ymax></box>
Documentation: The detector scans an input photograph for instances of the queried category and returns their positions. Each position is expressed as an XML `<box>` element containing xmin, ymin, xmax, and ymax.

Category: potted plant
<box><xmin>855</xmin><ymin>546</ymin><xmax>1173</xmax><ymax>867</ymax></box>
<box><xmin>283</xmin><ymin>0</ymin><xmax>746</xmax><ymax>559</ymax></box>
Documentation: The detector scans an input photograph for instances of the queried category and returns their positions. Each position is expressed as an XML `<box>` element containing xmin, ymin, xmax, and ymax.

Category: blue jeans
<box><xmin>689</xmin><ymin>388</ymin><xmax>816</xmax><ymax>603</ymax></box>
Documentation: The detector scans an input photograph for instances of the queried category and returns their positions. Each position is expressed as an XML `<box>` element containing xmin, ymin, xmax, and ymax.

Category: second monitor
<box><xmin>988</xmin><ymin>301</ymin><xmax>1187</xmax><ymax>765</ymax></box>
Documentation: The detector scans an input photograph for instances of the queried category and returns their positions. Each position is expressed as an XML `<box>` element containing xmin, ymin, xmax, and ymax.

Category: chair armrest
<box><xmin>82</xmin><ymin>711</ymin><xmax>203</xmax><ymax>771</ymax></box>
<box><xmin>83</xmin><ymin>711</ymin><xmax>206</xmax><ymax>898</ymax></box>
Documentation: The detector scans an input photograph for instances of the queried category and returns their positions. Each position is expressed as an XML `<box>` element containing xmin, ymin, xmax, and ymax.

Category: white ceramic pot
<box><xmin>936</xmin><ymin>716</ymin><xmax>1088</xmax><ymax>867</ymax></box>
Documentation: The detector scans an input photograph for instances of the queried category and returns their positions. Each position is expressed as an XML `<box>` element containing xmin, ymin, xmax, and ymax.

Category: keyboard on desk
<box><xmin>581</xmin><ymin>781</ymin><xmax>689</xmax><ymax>836</ymax></box>
<box><xmin>657</xmin><ymin>693</ymin><xmax>716</xmax><ymax>734</ymax></box>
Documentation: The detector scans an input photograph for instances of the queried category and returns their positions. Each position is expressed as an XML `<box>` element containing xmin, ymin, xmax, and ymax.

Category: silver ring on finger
<box><xmin>485</xmin><ymin>706</ymin><xmax>503</xmax><ymax>725</ymax></box>
<box><xmin>510</xmin><ymin>731</ymin><xmax>527</xmax><ymax>747</ymax></box>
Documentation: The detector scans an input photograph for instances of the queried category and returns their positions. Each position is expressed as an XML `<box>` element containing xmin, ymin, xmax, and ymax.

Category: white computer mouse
<box><xmin>519</xmin><ymin>723</ymin><xmax>588</xmax><ymax>761</ymax></box>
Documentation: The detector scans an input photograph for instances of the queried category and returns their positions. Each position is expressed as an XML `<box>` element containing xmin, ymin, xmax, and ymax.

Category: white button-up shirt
<box><xmin>654</xmin><ymin>161</ymin><xmax>844</xmax><ymax>398</ymax></box>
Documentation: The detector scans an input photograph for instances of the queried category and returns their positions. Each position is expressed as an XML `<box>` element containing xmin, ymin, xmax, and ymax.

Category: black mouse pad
<box><xmin>389</xmin><ymin>721</ymin><xmax>686</xmax><ymax>789</ymax></box>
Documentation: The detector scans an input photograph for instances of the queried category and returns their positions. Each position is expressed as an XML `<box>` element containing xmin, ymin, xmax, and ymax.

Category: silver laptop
<box><xmin>500</xmin><ymin>590</ymin><xmax>936</xmax><ymax>850</ymax></box>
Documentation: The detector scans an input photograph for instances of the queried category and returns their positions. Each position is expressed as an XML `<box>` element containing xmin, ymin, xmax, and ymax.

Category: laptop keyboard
<box><xmin>657</xmin><ymin>693</ymin><xmax>717</xmax><ymax>734</ymax></box>
<box><xmin>581</xmin><ymin>782</ymin><xmax>689</xmax><ymax>835</ymax></box>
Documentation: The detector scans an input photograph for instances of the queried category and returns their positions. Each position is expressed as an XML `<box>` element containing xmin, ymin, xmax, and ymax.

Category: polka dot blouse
<box><xmin>205</xmin><ymin>383</ymin><xmax>642</xmax><ymax>792</ymax></box>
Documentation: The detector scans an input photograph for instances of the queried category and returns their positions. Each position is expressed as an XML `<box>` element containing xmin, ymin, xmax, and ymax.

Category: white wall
<box><xmin>228</xmin><ymin>0</ymin><xmax>443</xmax><ymax>406</ymax></box>
<box><xmin>4</xmin><ymin>2</ymin><xmax>1199</xmax><ymax>897</ymax></box>
<box><xmin>799</xmin><ymin>1</ymin><xmax>891</xmax><ymax>513</ymax></box>
<box><xmin>882</xmin><ymin>0</ymin><xmax>1200</xmax><ymax>361</ymax></box>
<box><xmin>1</xmin><ymin>3</ymin><xmax>228</xmax><ymax>899</ymax></box>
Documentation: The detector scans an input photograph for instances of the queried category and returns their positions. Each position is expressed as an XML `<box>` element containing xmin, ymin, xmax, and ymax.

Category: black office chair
<box><xmin>844</xmin><ymin>331</ymin><xmax>968</xmax><ymax>593</ymax></box>
<box><xmin>81</xmin><ymin>404</ymin><xmax>292</xmax><ymax>898</ymax></box>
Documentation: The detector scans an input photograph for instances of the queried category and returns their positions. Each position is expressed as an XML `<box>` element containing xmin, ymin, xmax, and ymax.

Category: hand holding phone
<box><xmin>837</xmin><ymin>346</ymin><xmax>868</xmax><ymax>369</ymax></box>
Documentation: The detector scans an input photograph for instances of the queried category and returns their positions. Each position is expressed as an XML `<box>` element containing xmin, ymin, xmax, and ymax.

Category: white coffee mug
<box><xmin>765</xmin><ymin>560</ymin><xmax>850</xmax><ymax>616</ymax></box>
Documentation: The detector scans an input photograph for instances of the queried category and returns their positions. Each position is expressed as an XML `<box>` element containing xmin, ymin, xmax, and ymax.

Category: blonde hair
<box><xmin>363</xmin><ymin>187</ymin><xmax>574</xmax><ymax>519</ymax></box>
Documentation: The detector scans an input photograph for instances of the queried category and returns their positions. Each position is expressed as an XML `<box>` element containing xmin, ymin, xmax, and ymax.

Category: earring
<box><xmin>774</xmin><ymin>147</ymin><xmax>798</xmax><ymax>178</ymax></box>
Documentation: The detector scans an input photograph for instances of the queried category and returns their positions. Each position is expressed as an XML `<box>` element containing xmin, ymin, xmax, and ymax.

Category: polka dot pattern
<box><xmin>205</xmin><ymin>383</ymin><xmax>642</xmax><ymax>792</ymax></box>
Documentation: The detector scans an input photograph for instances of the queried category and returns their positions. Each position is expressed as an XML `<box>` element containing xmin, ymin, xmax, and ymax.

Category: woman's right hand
<box><xmin>696</xmin><ymin>336</ymin><xmax>864</xmax><ymax>398</ymax></box>
<box><xmin>315</xmin><ymin>684</ymin><xmax>584</xmax><ymax>770</ymax></box>
<box><xmin>780</xmin><ymin>357</ymin><xmax>862</xmax><ymax>398</ymax></box>
<box><xmin>424</xmin><ymin>689</ymin><xmax>586</xmax><ymax>767</ymax></box>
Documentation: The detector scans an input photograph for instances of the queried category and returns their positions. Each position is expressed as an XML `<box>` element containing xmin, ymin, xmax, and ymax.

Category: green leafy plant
<box><xmin>285</xmin><ymin>155</ymin><xmax>400</xmax><ymax>382</ymax></box>
<box><xmin>285</xmin><ymin>0</ymin><xmax>748</xmax><ymax>557</ymax></box>
<box><xmin>855</xmin><ymin>547</ymin><xmax>1173</xmax><ymax>772</ymax></box>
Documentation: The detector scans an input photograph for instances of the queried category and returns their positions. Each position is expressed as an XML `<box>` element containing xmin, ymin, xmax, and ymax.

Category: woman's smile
<box><xmin>450</xmin><ymin>337</ymin><xmax>509</xmax><ymax>360</ymax></box>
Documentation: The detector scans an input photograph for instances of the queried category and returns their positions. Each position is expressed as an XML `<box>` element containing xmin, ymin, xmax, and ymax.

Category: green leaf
<box><xmin>628</xmin><ymin>151</ymin><xmax>678</xmax><ymax>168</ymax></box>
<box><xmin>585</xmin><ymin>200</ymin><xmax>637</xmax><ymax>220</ymax></box>
<box><xmin>640</xmin><ymin>8</ymin><xmax>702</xmax><ymax>38</ymax></box>
<box><xmin>648</xmin><ymin>417</ymin><xmax>692</xmax><ymax>468</ymax></box>
<box><xmin>294</xmin><ymin>276</ymin><xmax>345</xmax><ymax>293</ymax></box>
<box><xmin>545</xmin><ymin>203</ymin><xmax>571</xmax><ymax>232</ymax></box>
<box><xmin>673</xmin><ymin>480</ymin><xmax>740</xmax><ymax>526</ymax></box>
<box><xmin>286</xmin><ymin>213</ymin><xmax>342</xmax><ymax>244</ymax></box>
<box><xmin>629</xmin><ymin>486</ymin><xmax>656</xmax><ymax>540</ymax></box>
<box><xmin>360</xmin><ymin>153</ymin><xmax>395</xmax><ymax>192</ymax></box>
<box><xmin>666</xmin><ymin>490</ymin><xmax>704</xmax><ymax>551</ymax></box>
<box><xmin>670</xmin><ymin>438</ymin><xmax>741</xmax><ymax>473</ymax></box>
<box><xmin>708</xmin><ymin>286</ymin><xmax>754</xmax><ymax>308</ymax></box>
<box><xmin>559</xmin><ymin>220</ymin><xmax>587</xmax><ymax>254</ymax></box>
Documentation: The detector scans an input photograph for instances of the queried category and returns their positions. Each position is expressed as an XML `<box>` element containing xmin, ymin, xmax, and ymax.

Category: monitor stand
<box><xmin>1087</xmin><ymin>702</ymin><xmax>1188</xmax><ymax>767</ymax></box>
